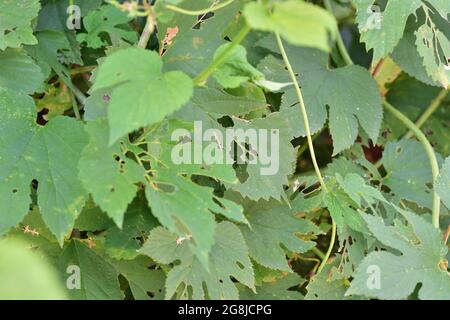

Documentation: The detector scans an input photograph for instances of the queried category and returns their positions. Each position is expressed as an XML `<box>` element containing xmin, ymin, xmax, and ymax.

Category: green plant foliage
<box><xmin>141</xmin><ymin>222</ymin><xmax>254</xmax><ymax>299</ymax></box>
<box><xmin>90</xmin><ymin>48</ymin><xmax>193</xmax><ymax>143</ymax></box>
<box><xmin>0</xmin><ymin>0</ymin><xmax>40</xmax><ymax>50</ymax></box>
<box><xmin>347</xmin><ymin>211</ymin><xmax>450</xmax><ymax>299</ymax></box>
<box><xmin>0</xmin><ymin>0</ymin><xmax>448</xmax><ymax>301</ymax></box>
<box><xmin>243</xmin><ymin>0</ymin><xmax>337</xmax><ymax>51</ymax></box>
<box><xmin>0</xmin><ymin>239</ymin><xmax>67</xmax><ymax>299</ymax></box>
<box><xmin>77</xmin><ymin>5</ymin><xmax>138</xmax><ymax>49</ymax></box>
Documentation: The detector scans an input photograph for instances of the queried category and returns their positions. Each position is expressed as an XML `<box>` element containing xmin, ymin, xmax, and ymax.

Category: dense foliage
<box><xmin>0</xmin><ymin>0</ymin><xmax>449</xmax><ymax>300</ymax></box>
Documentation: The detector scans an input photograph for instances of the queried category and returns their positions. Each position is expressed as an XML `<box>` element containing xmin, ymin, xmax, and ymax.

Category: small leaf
<box><xmin>243</xmin><ymin>1</ymin><xmax>337</xmax><ymax>52</ymax></box>
<box><xmin>0</xmin><ymin>0</ymin><xmax>40</xmax><ymax>50</ymax></box>
<box><xmin>77</xmin><ymin>5</ymin><xmax>138</xmax><ymax>49</ymax></box>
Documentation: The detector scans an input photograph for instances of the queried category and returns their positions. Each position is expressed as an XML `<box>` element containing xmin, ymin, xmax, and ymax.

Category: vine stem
<box><xmin>194</xmin><ymin>24</ymin><xmax>251</xmax><ymax>86</ymax></box>
<box><xmin>165</xmin><ymin>0</ymin><xmax>235</xmax><ymax>16</ymax></box>
<box><xmin>323</xmin><ymin>0</ymin><xmax>353</xmax><ymax>66</ymax></box>
<box><xmin>275</xmin><ymin>33</ymin><xmax>335</xmax><ymax>273</ymax></box>
<box><xmin>317</xmin><ymin>220</ymin><xmax>336</xmax><ymax>274</ymax></box>
<box><xmin>403</xmin><ymin>88</ymin><xmax>449</xmax><ymax>139</ymax></box>
<box><xmin>383</xmin><ymin>101</ymin><xmax>441</xmax><ymax>228</ymax></box>
<box><xmin>275</xmin><ymin>34</ymin><xmax>328</xmax><ymax>192</ymax></box>
<box><xmin>138</xmin><ymin>13</ymin><xmax>155</xmax><ymax>49</ymax></box>
<box><xmin>326</xmin><ymin>11</ymin><xmax>443</xmax><ymax>229</ymax></box>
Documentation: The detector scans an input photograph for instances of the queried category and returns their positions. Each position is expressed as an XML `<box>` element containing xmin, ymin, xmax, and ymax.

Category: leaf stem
<box><xmin>70</xmin><ymin>91</ymin><xmax>81</xmax><ymax>120</ymax></box>
<box><xmin>194</xmin><ymin>24</ymin><xmax>251</xmax><ymax>86</ymax></box>
<box><xmin>165</xmin><ymin>0</ymin><xmax>235</xmax><ymax>16</ymax></box>
<box><xmin>383</xmin><ymin>100</ymin><xmax>441</xmax><ymax>228</ymax></box>
<box><xmin>403</xmin><ymin>88</ymin><xmax>449</xmax><ymax>139</ymax></box>
<box><xmin>323</xmin><ymin>0</ymin><xmax>353</xmax><ymax>65</ymax></box>
<box><xmin>311</xmin><ymin>247</ymin><xmax>326</xmax><ymax>260</ymax></box>
<box><xmin>276</xmin><ymin>33</ymin><xmax>335</xmax><ymax>274</ymax></box>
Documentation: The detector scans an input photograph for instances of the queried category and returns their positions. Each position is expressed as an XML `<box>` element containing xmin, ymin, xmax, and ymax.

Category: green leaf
<box><xmin>258</xmin><ymin>39</ymin><xmax>382</xmax><ymax>154</ymax></box>
<box><xmin>145</xmin><ymin>169</ymin><xmax>244</xmax><ymax>269</ymax></box>
<box><xmin>0</xmin><ymin>49</ymin><xmax>45</xmax><ymax>93</ymax></box>
<box><xmin>59</xmin><ymin>240</ymin><xmax>123</xmax><ymax>300</ymax></box>
<box><xmin>190</xmin><ymin>87</ymin><xmax>267</xmax><ymax>116</ymax></box>
<box><xmin>78</xmin><ymin>120</ymin><xmax>145</xmax><ymax>226</ymax></box>
<box><xmin>305</xmin><ymin>260</ymin><xmax>357</xmax><ymax>300</ymax></box>
<box><xmin>77</xmin><ymin>5</ymin><xmax>138</xmax><ymax>49</ymax></box>
<box><xmin>383</xmin><ymin>75</ymin><xmax>449</xmax><ymax>154</ymax></box>
<box><xmin>324</xmin><ymin>192</ymin><xmax>368</xmax><ymax>234</ymax></box>
<box><xmin>25</xmin><ymin>30</ymin><xmax>81</xmax><ymax>95</ymax></box>
<box><xmin>90</xmin><ymin>48</ymin><xmax>194</xmax><ymax>143</ymax></box>
<box><xmin>336</xmin><ymin>173</ymin><xmax>385</xmax><ymax>207</ymax></box>
<box><xmin>226</xmin><ymin>112</ymin><xmax>298</xmax><ymax>200</ymax></box>
<box><xmin>243</xmin><ymin>1</ymin><xmax>337</xmax><ymax>52</ymax></box>
<box><xmin>347</xmin><ymin>211</ymin><xmax>450</xmax><ymax>300</ymax></box>
<box><xmin>114</xmin><ymin>256</ymin><xmax>165</xmax><ymax>300</ymax></box>
<box><xmin>74</xmin><ymin>199</ymin><xmax>114</xmax><ymax>231</ymax></box>
<box><xmin>353</xmin><ymin>0</ymin><xmax>422</xmax><ymax>62</ymax></box>
<box><xmin>240</xmin><ymin>202</ymin><xmax>322</xmax><ymax>271</ymax></box>
<box><xmin>161</xmin><ymin>0</ymin><xmax>239</xmax><ymax>76</ymax></box>
<box><xmin>239</xmin><ymin>274</ymin><xmax>303</xmax><ymax>300</ymax></box>
<box><xmin>0</xmin><ymin>238</ymin><xmax>67</xmax><ymax>299</ymax></box>
<box><xmin>381</xmin><ymin>140</ymin><xmax>434</xmax><ymax>208</ymax></box>
<box><xmin>141</xmin><ymin>222</ymin><xmax>255</xmax><ymax>300</ymax></box>
<box><xmin>392</xmin><ymin>31</ymin><xmax>440</xmax><ymax>87</ymax></box>
<box><xmin>0</xmin><ymin>0</ymin><xmax>40</xmax><ymax>50</ymax></box>
<box><xmin>415</xmin><ymin>22</ymin><xmax>450</xmax><ymax>88</ymax></box>
<box><xmin>0</xmin><ymin>89</ymin><xmax>88</xmax><ymax>242</ymax></box>
<box><xmin>213</xmin><ymin>44</ymin><xmax>264</xmax><ymax>88</ymax></box>
<box><xmin>104</xmin><ymin>195</ymin><xmax>158</xmax><ymax>260</ymax></box>
<box><xmin>436</xmin><ymin>157</ymin><xmax>450</xmax><ymax>209</ymax></box>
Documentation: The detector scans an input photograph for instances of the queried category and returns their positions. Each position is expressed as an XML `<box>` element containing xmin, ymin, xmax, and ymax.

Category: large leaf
<box><xmin>347</xmin><ymin>211</ymin><xmax>450</xmax><ymax>299</ymax></box>
<box><xmin>226</xmin><ymin>112</ymin><xmax>298</xmax><ymax>200</ymax></box>
<box><xmin>90</xmin><ymin>48</ymin><xmax>193</xmax><ymax>143</ymax></box>
<box><xmin>381</xmin><ymin>140</ymin><xmax>434</xmax><ymax>208</ymax></box>
<box><xmin>353</xmin><ymin>0</ymin><xmax>422</xmax><ymax>62</ymax></box>
<box><xmin>114</xmin><ymin>257</ymin><xmax>165</xmax><ymax>300</ymax></box>
<box><xmin>59</xmin><ymin>240</ymin><xmax>123</xmax><ymax>300</ymax></box>
<box><xmin>257</xmin><ymin>39</ymin><xmax>382</xmax><ymax>154</ymax></box>
<box><xmin>0</xmin><ymin>49</ymin><xmax>45</xmax><ymax>93</ymax></box>
<box><xmin>239</xmin><ymin>202</ymin><xmax>321</xmax><ymax>271</ymax></box>
<box><xmin>104</xmin><ymin>195</ymin><xmax>158</xmax><ymax>260</ymax></box>
<box><xmin>141</xmin><ymin>222</ymin><xmax>255</xmax><ymax>300</ymax></box>
<box><xmin>78</xmin><ymin>120</ymin><xmax>145</xmax><ymax>226</ymax></box>
<box><xmin>0</xmin><ymin>89</ymin><xmax>88</xmax><ymax>242</ymax></box>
